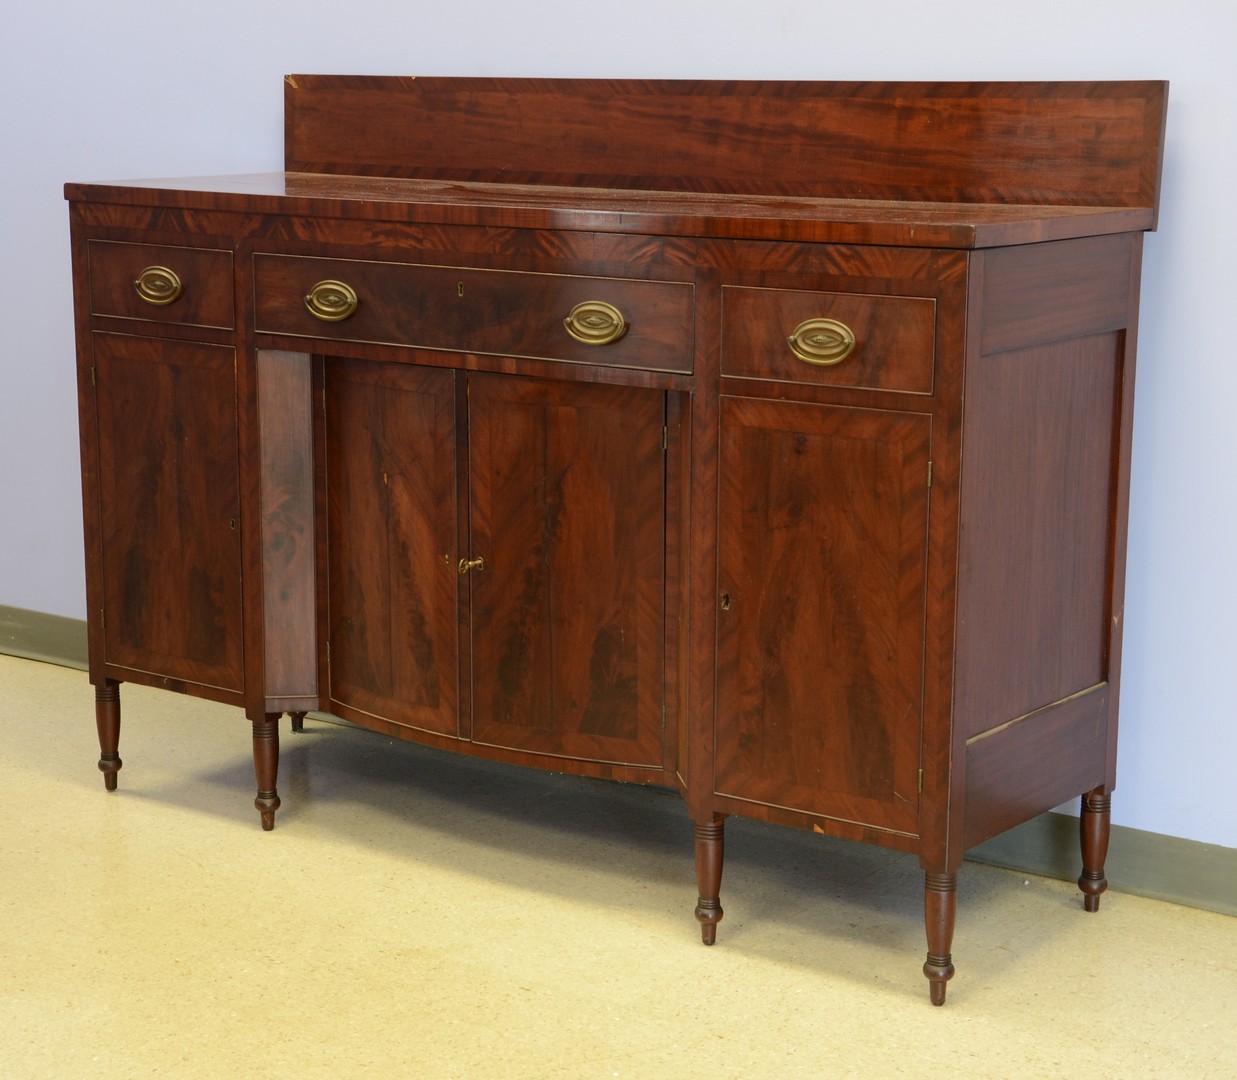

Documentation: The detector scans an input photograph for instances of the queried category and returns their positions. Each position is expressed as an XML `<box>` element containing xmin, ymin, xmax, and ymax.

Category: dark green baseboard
<box><xmin>3</xmin><ymin>602</ymin><xmax>1233</xmax><ymax>917</ymax></box>
<box><xmin>1</xmin><ymin>604</ymin><xmax>87</xmax><ymax>669</ymax></box>
<box><xmin>968</xmin><ymin>811</ymin><xmax>1236</xmax><ymax>918</ymax></box>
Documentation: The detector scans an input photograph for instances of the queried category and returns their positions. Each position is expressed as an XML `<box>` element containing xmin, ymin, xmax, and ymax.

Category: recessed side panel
<box><xmin>955</xmin><ymin>331</ymin><xmax>1121</xmax><ymax>740</ymax></box>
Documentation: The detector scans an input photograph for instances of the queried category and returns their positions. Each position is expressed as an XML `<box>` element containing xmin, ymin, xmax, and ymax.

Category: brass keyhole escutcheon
<box><xmin>134</xmin><ymin>266</ymin><xmax>183</xmax><ymax>306</ymax></box>
<box><xmin>787</xmin><ymin>317</ymin><xmax>856</xmax><ymax>366</ymax></box>
<box><xmin>304</xmin><ymin>279</ymin><xmax>359</xmax><ymax>322</ymax></box>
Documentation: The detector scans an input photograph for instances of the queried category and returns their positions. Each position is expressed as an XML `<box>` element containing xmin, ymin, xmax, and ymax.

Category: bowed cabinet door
<box><xmin>324</xmin><ymin>358</ymin><xmax>462</xmax><ymax>738</ymax></box>
<box><xmin>466</xmin><ymin>373</ymin><xmax>667</xmax><ymax>769</ymax></box>
<box><xmin>714</xmin><ymin>396</ymin><xmax>931</xmax><ymax>836</ymax></box>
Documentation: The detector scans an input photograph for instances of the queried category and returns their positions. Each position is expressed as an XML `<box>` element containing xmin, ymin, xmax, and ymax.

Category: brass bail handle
<box><xmin>305</xmin><ymin>279</ymin><xmax>359</xmax><ymax>322</ymax></box>
<box><xmin>787</xmin><ymin>317</ymin><xmax>856</xmax><ymax>366</ymax></box>
<box><xmin>134</xmin><ymin>266</ymin><xmax>183</xmax><ymax>306</ymax></box>
<box><xmin>564</xmin><ymin>300</ymin><xmax>628</xmax><ymax>346</ymax></box>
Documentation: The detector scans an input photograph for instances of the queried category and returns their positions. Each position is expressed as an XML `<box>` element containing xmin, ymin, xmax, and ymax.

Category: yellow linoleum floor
<box><xmin>1</xmin><ymin>652</ymin><xmax>1234</xmax><ymax>1079</ymax></box>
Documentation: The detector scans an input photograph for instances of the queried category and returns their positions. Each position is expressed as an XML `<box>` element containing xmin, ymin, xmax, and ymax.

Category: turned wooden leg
<box><xmin>252</xmin><ymin>714</ymin><xmax>281</xmax><ymax>831</ymax></box>
<box><xmin>923</xmin><ymin>871</ymin><xmax>958</xmax><ymax>1006</ymax></box>
<box><xmin>693</xmin><ymin>814</ymin><xmax>726</xmax><ymax>945</ymax></box>
<box><xmin>1079</xmin><ymin>787</ymin><xmax>1111</xmax><ymax>912</ymax></box>
<box><xmin>95</xmin><ymin>680</ymin><xmax>123</xmax><ymax>791</ymax></box>
<box><xmin>289</xmin><ymin>711</ymin><xmax>306</xmax><ymax>734</ymax></box>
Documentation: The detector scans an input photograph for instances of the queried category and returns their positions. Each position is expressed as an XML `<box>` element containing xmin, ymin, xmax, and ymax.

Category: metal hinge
<box><xmin>918</xmin><ymin>768</ymin><xmax>924</xmax><ymax>793</ymax></box>
<box><xmin>662</xmin><ymin>426</ymin><xmax>668</xmax><ymax>451</ymax></box>
<box><xmin>927</xmin><ymin>461</ymin><xmax>934</xmax><ymax>488</ymax></box>
<box><xmin>661</xmin><ymin>705</ymin><xmax>667</xmax><ymax>729</ymax></box>
<box><xmin>100</xmin><ymin>609</ymin><xmax>106</xmax><ymax>630</ymax></box>
<box><xmin>91</xmin><ymin>366</ymin><xmax>97</xmax><ymax>388</ymax></box>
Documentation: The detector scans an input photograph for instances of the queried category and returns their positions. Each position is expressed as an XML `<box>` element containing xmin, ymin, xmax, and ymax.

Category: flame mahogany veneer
<box><xmin>66</xmin><ymin>77</ymin><xmax>1168</xmax><ymax>1004</ymax></box>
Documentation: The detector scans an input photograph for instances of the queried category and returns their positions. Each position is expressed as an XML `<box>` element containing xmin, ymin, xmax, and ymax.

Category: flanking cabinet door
<box><xmin>714</xmin><ymin>396</ymin><xmax>931</xmax><ymax>836</ymax></box>
<box><xmin>325</xmin><ymin>359</ymin><xmax>668</xmax><ymax>770</ymax></box>
<box><xmin>91</xmin><ymin>332</ymin><xmax>244</xmax><ymax>694</ymax></box>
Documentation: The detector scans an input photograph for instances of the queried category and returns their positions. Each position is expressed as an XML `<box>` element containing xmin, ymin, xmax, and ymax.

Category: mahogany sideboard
<box><xmin>66</xmin><ymin>76</ymin><xmax>1168</xmax><ymax>1004</ymax></box>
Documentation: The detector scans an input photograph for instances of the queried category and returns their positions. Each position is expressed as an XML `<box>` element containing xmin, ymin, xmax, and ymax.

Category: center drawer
<box><xmin>253</xmin><ymin>254</ymin><xmax>693</xmax><ymax>374</ymax></box>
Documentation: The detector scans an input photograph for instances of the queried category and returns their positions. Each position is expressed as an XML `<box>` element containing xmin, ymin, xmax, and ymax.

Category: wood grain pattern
<box><xmin>715</xmin><ymin>396</ymin><xmax>930</xmax><ymax>835</ymax></box>
<box><xmin>721</xmin><ymin>284</ymin><xmax>936</xmax><ymax>393</ymax></box>
<box><xmin>468</xmin><ymin>374</ymin><xmax>666</xmax><ymax>768</ymax></box>
<box><xmin>257</xmin><ymin>349</ymin><xmax>317</xmax><ymax>708</ymax></box>
<box><xmin>87</xmin><ymin>240</ymin><xmax>234</xmax><ymax>329</ymax></box>
<box><xmin>93</xmin><ymin>333</ymin><xmax>243</xmax><ymax>692</ymax></box>
<box><xmin>285</xmin><ymin>77</ymin><xmax>1166</xmax><ymax>215</ymax></box>
<box><xmin>963</xmin><ymin>687</ymin><xmax>1109</xmax><ymax>848</ymax></box>
<box><xmin>954</xmin><ymin>332</ymin><xmax>1121</xmax><ymax>739</ymax></box>
<box><xmin>325</xmin><ymin>359</ymin><xmax>461</xmax><ymax>737</ymax></box>
<box><xmin>253</xmin><ymin>253</ymin><xmax>694</xmax><ymax>373</ymax></box>
<box><xmin>979</xmin><ymin>233</ymin><xmax>1137</xmax><ymax>354</ymax></box>
<box><xmin>67</xmin><ymin>172</ymin><xmax>1157</xmax><ymax>249</ymax></box>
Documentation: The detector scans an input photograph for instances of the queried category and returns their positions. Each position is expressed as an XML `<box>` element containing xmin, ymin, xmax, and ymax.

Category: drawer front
<box><xmin>722</xmin><ymin>285</ymin><xmax>935</xmax><ymax>393</ymax></box>
<box><xmin>88</xmin><ymin>240</ymin><xmax>234</xmax><ymax>329</ymax></box>
<box><xmin>253</xmin><ymin>254</ymin><xmax>693</xmax><ymax>374</ymax></box>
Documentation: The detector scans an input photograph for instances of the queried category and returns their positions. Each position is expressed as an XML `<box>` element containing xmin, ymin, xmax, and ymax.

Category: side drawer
<box><xmin>88</xmin><ymin>240</ymin><xmax>234</xmax><ymax>329</ymax></box>
<box><xmin>253</xmin><ymin>254</ymin><xmax>693</xmax><ymax>374</ymax></box>
<box><xmin>722</xmin><ymin>285</ymin><xmax>935</xmax><ymax>393</ymax></box>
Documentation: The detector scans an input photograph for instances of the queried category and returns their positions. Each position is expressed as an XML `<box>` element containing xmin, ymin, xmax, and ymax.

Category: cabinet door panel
<box><xmin>716</xmin><ymin>397</ymin><xmax>930</xmax><ymax>834</ymax></box>
<box><xmin>468</xmin><ymin>374</ymin><xmax>665</xmax><ymax>767</ymax></box>
<box><xmin>93</xmin><ymin>334</ymin><xmax>243</xmax><ymax>691</ymax></box>
<box><xmin>325</xmin><ymin>359</ymin><xmax>460</xmax><ymax>736</ymax></box>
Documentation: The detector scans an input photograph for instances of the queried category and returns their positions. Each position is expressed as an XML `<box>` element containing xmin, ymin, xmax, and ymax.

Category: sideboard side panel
<box><xmin>956</xmin><ymin>235</ymin><xmax>1141</xmax><ymax>847</ymax></box>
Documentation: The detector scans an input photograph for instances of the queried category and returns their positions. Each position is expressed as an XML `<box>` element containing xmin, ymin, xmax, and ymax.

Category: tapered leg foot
<box><xmin>1079</xmin><ymin>787</ymin><xmax>1111</xmax><ymax>912</ymax></box>
<box><xmin>923</xmin><ymin>871</ymin><xmax>958</xmax><ymax>1005</ymax></box>
<box><xmin>290</xmin><ymin>711</ymin><xmax>306</xmax><ymax>734</ymax></box>
<box><xmin>252</xmin><ymin>715</ymin><xmax>281</xmax><ymax>831</ymax></box>
<box><xmin>95</xmin><ymin>680</ymin><xmax>122</xmax><ymax>791</ymax></box>
<box><xmin>693</xmin><ymin>815</ymin><xmax>726</xmax><ymax>945</ymax></box>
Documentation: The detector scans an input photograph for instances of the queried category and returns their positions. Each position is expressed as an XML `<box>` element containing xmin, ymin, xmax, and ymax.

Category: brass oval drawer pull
<box><xmin>304</xmin><ymin>279</ymin><xmax>359</xmax><ymax>322</ymax></box>
<box><xmin>787</xmin><ymin>317</ymin><xmax>857</xmax><ymax>366</ymax></box>
<box><xmin>133</xmin><ymin>266</ymin><xmax>183</xmax><ymax>306</ymax></box>
<box><xmin>564</xmin><ymin>300</ymin><xmax>628</xmax><ymax>346</ymax></box>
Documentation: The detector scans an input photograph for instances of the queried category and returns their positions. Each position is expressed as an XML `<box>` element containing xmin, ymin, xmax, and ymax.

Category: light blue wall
<box><xmin>3</xmin><ymin>1</ymin><xmax>1233</xmax><ymax>847</ymax></box>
